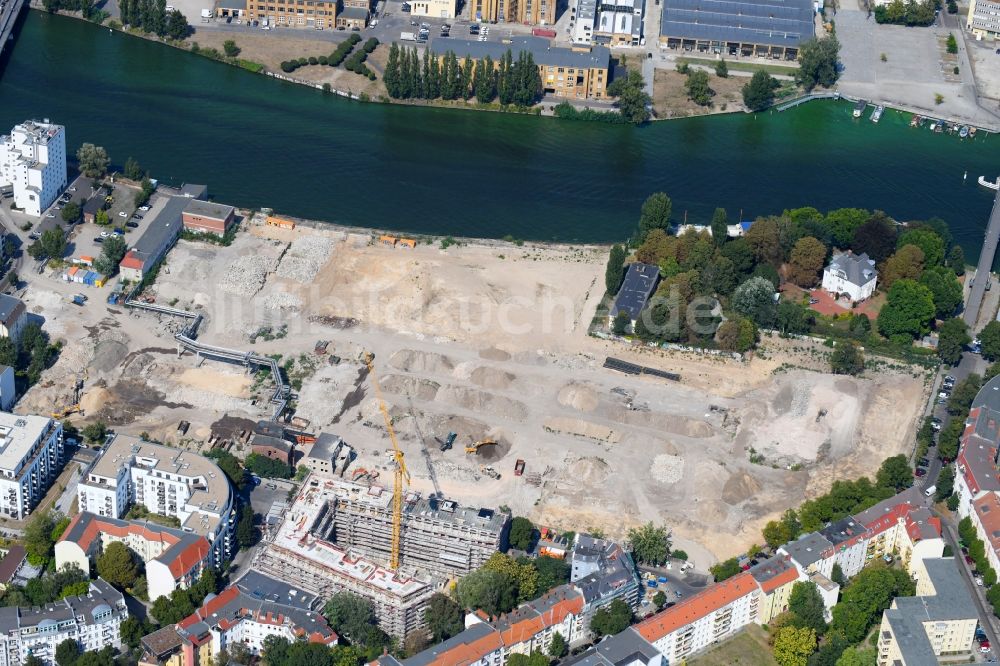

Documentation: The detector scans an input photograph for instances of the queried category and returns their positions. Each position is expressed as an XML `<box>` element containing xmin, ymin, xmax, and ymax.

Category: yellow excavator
<box><xmin>465</xmin><ymin>439</ymin><xmax>498</xmax><ymax>454</ymax></box>
<box><xmin>51</xmin><ymin>405</ymin><xmax>82</xmax><ymax>419</ymax></box>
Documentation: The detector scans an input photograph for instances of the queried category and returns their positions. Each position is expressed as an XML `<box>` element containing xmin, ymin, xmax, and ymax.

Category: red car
<box><xmin>966</xmin><ymin>554</ymin><xmax>976</xmax><ymax>565</ymax></box>
<box><xmin>914</xmin><ymin>468</ymin><xmax>927</xmax><ymax>477</ymax></box>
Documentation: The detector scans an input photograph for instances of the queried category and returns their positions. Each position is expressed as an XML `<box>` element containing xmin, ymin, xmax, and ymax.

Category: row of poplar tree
<box><xmin>383</xmin><ymin>43</ymin><xmax>542</xmax><ymax>105</ymax></box>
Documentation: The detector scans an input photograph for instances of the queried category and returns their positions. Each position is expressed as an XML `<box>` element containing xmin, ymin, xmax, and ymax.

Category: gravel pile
<box><xmin>651</xmin><ymin>454</ymin><xmax>684</xmax><ymax>485</ymax></box>
<box><xmin>220</xmin><ymin>256</ymin><xmax>275</xmax><ymax>297</ymax></box>
<box><xmin>276</xmin><ymin>236</ymin><xmax>333</xmax><ymax>283</ymax></box>
<box><xmin>263</xmin><ymin>291</ymin><xmax>303</xmax><ymax>311</ymax></box>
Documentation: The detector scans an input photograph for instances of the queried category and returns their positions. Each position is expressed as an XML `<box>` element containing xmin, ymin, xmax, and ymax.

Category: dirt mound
<box><xmin>424</xmin><ymin>414</ymin><xmax>491</xmax><ymax>442</ymax></box>
<box><xmin>390</xmin><ymin>350</ymin><xmax>455</xmax><ymax>374</ymax></box>
<box><xmin>722</xmin><ymin>471</ymin><xmax>763</xmax><ymax>505</ymax></box>
<box><xmin>379</xmin><ymin>375</ymin><xmax>441</xmax><ymax>401</ymax></box>
<box><xmin>469</xmin><ymin>366</ymin><xmax>515</xmax><ymax>391</ymax></box>
<box><xmin>479</xmin><ymin>347</ymin><xmax>511</xmax><ymax>362</ymax></box>
<box><xmin>436</xmin><ymin>386</ymin><xmax>528</xmax><ymax>421</ymax></box>
<box><xmin>513</xmin><ymin>351</ymin><xmax>547</xmax><ymax>366</ymax></box>
<box><xmin>566</xmin><ymin>457</ymin><xmax>611</xmax><ymax>485</ymax></box>
<box><xmin>79</xmin><ymin>386</ymin><xmax>111</xmax><ymax>414</ymax></box>
<box><xmin>557</xmin><ymin>382</ymin><xmax>599</xmax><ymax>412</ymax></box>
<box><xmin>616</xmin><ymin>410</ymin><xmax>715</xmax><ymax>438</ymax></box>
<box><xmin>544</xmin><ymin>417</ymin><xmax>621</xmax><ymax>443</ymax></box>
<box><xmin>90</xmin><ymin>340</ymin><xmax>129</xmax><ymax>375</ymax></box>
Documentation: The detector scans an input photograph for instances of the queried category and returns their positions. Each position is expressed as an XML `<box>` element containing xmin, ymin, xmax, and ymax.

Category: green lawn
<box><xmin>679</xmin><ymin>57</ymin><xmax>799</xmax><ymax>77</ymax></box>
<box><xmin>688</xmin><ymin>626</ymin><xmax>779</xmax><ymax>666</ymax></box>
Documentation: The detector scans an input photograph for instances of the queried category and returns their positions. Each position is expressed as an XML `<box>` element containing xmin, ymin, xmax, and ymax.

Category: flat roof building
<box><xmin>0</xmin><ymin>120</ymin><xmax>67</xmax><ymax>217</ymax></box>
<box><xmin>119</xmin><ymin>194</ymin><xmax>188</xmax><ymax>282</ymax></box>
<box><xmin>0</xmin><ymin>414</ymin><xmax>64</xmax><ymax>520</ymax></box>
<box><xmin>181</xmin><ymin>200</ymin><xmax>236</xmax><ymax>237</ymax></box>
<box><xmin>659</xmin><ymin>0</ymin><xmax>815</xmax><ymax>59</ymax></box>
<box><xmin>609</xmin><ymin>262</ymin><xmax>660</xmax><ymax>328</ymax></box>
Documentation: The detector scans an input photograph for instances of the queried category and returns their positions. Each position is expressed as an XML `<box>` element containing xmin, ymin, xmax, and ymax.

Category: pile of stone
<box><xmin>263</xmin><ymin>291</ymin><xmax>302</xmax><ymax>311</ymax></box>
<box><xmin>276</xmin><ymin>235</ymin><xmax>333</xmax><ymax>283</ymax></box>
<box><xmin>651</xmin><ymin>454</ymin><xmax>684</xmax><ymax>485</ymax></box>
<box><xmin>220</xmin><ymin>256</ymin><xmax>275</xmax><ymax>297</ymax></box>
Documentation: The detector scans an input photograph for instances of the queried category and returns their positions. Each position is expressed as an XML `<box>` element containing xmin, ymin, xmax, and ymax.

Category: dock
<box><xmin>964</xmin><ymin>185</ymin><xmax>1000</xmax><ymax>330</ymax></box>
<box><xmin>0</xmin><ymin>0</ymin><xmax>26</xmax><ymax>64</ymax></box>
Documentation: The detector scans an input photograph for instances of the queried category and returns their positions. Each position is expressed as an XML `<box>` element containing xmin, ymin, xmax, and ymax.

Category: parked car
<box><xmin>138</xmin><ymin>205</ymin><xmax>150</xmax><ymax>211</ymax></box>
<box><xmin>918</xmin><ymin>457</ymin><xmax>930</xmax><ymax>467</ymax></box>
<box><xmin>117</xmin><ymin>211</ymin><xmax>127</xmax><ymax>218</ymax></box>
<box><xmin>914</xmin><ymin>468</ymin><xmax>926</xmax><ymax>477</ymax></box>
<box><xmin>126</xmin><ymin>221</ymin><xmax>139</xmax><ymax>228</ymax></box>
<box><xmin>966</xmin><ymin>554</ymin><xmax>975</xmax><ymax>564</ymax></box>
<box><xmin>28</xmin><ymin>232</ymin><xmax>40</xmax><ymax>240</ymax></box>
<box><xmin>94</xmin><ymin>237</ymin><xmax>104</xmax><ymax>244</ymax></box>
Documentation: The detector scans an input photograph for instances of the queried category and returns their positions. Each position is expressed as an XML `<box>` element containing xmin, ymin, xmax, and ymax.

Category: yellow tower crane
<box><xmin>362</xmin><ymin>351</ymin><xmax>410</xmax><ymax>570</ymax></box>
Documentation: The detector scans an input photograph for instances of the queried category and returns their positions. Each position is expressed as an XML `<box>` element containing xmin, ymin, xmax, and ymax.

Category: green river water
<box><xmin>1</xmin><ymin>11</ymin><xmax>998</xmax><ymax>249</ymax></box>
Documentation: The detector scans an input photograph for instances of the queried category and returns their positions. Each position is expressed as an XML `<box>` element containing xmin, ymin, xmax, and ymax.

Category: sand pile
<box><xmin>390</xmin><ymin>350</ymin><xmax>455</xmax><ymax>374</ymax></box>
<box><xmin>722</xmin><ymin>471</ymin><xmax>763</xmax><ymax>505</ymax></box>
<box><xmin>470</xmin><ymin>366</ymin><xmax>515</xmax><ymax>390</ymax></box>
<box><xmin>379</xmin><ymin>375</ymin><xmax>441</xmax><ymax>401</ymax></box>
<box><xmin>276</xmin><ymin>235</ymin><xmax>333</xmax><ymax>282</ymax></box>
<box><xmin>566</xmin><ymin>457</ymin><xmax>611</xmax><ymax>484</ymax></box>
<box><xmin>651</xmin><ymin>454</ymin><xmax>684</xmax><ymax>485</ymax></box>
<box><xmin>479</xmin><ymin>347</ymin><xmax>511</xmax><ymax>361</ymax></box>
<box><xmin>437</xmin><ymin>386</ymin><xmax>528</xmax><ymax>420</ymax></box>
<box><xmin>557</xmin><ymin>382</ymin><xmax>599</xmax><ymax>412</ymax></box>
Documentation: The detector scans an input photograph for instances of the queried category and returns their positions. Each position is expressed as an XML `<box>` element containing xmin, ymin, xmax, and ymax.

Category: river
<box><xmin>1</xmin><ymin>11</ymin><xmax>999</xmax><ymax>250</ymax></box>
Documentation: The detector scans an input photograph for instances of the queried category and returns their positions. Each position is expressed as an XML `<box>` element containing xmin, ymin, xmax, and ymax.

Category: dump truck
<box><xmin>514</xmin><ymin>459</ymin><xmax>525</xmax><ymax>476</ymax></box>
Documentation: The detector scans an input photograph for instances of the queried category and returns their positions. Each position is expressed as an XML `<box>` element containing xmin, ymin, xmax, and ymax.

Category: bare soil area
<box><xmin>18</xmin><ymin>212</ymin><xmax>928</xmax><ymax>569</ymax></box>
<box><xmin>652</xmin><ymin>69</ymin><xmax>746</xmax><ymax>119</ymax></box>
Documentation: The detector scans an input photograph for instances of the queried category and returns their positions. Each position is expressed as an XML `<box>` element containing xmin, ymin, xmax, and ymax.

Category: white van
<box><xmin>924</xmin><ymin>485</ymin><xmax>936</xmax><ymax>497</ymax></box>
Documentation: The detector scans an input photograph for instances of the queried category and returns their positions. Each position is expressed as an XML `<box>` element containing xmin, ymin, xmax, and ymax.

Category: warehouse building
<box><xmin>252</xmin><ymin>476</ymin><xmax>436</xmax><ymax>639</ymax></box>
<box><xmin>76</xmin><ymin>434</ymin><xmax>235</xmax><ymax>567</ymax></box>
<box><xmin>0</xmin><ymin>414</ymin><xmax>64</xmax><ymax>520</ymax></box>
<box><xmin>0</xmin><ymin>578</ymin><xmax>128</xmax><ymax>665</ymax></box>
<box><xmin>467</xmin><ymin>0</ymin><xmax>557</xmax><ymax>26</ymax></box>
<box><xmin>181</xmin><ymin>200</ymin><xmax>236</xmax><ymax>236</ymax></box>
<box><xmin>119</xmin><ymin>195</ymin><xmax>189</xmax><ymax>282</ymax></box>
<box><xmin>314</xmin><ymin>474</ymin><xmax>508</xmax><ymax>577</ymax></box>
<box><xmin>244</xmin><ymin>0</ymin><xmax>337</xmax><ymax>28</ymax></box>
<box><xmin>659</xmin><ymin>0</ymin><xmax>816</xmax><ymax>59</ymax></box>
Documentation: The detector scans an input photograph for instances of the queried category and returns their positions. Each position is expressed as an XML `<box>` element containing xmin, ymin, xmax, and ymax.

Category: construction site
<box><xmin>14</xmin><ymin>211</ymin><xmax>930</xmax><ymax>566</ymax></box>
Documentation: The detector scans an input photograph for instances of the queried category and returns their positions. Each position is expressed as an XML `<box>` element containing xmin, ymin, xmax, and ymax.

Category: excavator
<box><xmin>465</xmin><ymin>438</ymin><xmax>498</xmax><ymax>454</ymax></box>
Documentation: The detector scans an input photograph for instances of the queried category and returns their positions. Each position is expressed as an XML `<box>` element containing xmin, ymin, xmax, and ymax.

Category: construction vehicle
<box><xmin>465</xmin><ymin>438</ymin><xmax>497</xmax><ymax>454</ymax></box>
<box><xmin>514</xmin><ymin>459</ymin><xmax>525</xmax><ymax>476</ymax></box>
<box><xmin>480</xmin><ymin>465</ymin><xmax>501</xmax><ymax>480</ymax></box>
<box><xmin>437</xmin><ymin>432</ymin><xmax>457</xmax><ymax>452</ymax></box>
<box><xmin>51</xmin><ymin>404</ymin><xmax>82</xmax><ymax>419</ymax></box>
<box><xmin>363</xmin><ymin>351</ymin><xmax>410</xmax><ymax>570</ymax></box>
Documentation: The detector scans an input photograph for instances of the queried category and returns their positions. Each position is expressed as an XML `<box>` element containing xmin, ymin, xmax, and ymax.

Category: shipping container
<box><xmin>78</xmin><ymin>255</ymin><xmax>94</xmax><ymax>266</ymax></box>
<box><xmin>532</xmin><ymin>27</ymin><xmax>556</xmax><ymax>38</ymax></box>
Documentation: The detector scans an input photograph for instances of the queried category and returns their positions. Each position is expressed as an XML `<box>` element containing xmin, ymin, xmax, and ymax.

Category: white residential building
<box><xmin>77</xmin><ymin>435</ymin><xmax>235</xmax><ymax>566</ymax></box>
<box><xmin>821</xmin><ymin>251</ymin><xmax>877</xmax><ymax>302</ymax></box>
<box><xmin>0</xmin><ymin>414</ymin><xmax>64</xmax><ymax>520</ymax></box>
<box><xmin>0</xmin><ymin>121</ymin><xmax>66</xmax><ymax>218</ymax></box>
<box><xmin>0</xmin><ymin>578</ymin><xmax>127</xmax><ymax>666</ymax></box>
<box><xmin>967</xmin><ymin>0</ymin><xmax>1000</xmax><ymax>40</ymax></box>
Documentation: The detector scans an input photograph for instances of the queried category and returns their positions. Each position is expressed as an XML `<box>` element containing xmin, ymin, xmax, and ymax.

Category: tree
<box><xmin>775</xmin><ymin>302</ymin><xmax>813</xmax><ymax>335</ymax></box>
<box><xmin>324</xmin><ymin>592</ymin><xmax>378</xmax><ymax>642</ymax></box>
<box><xmin>508</xmin><ymin>516</ymin><xmax>536</xmax><ymax>551</ymax></box>
<box><xmin>60</xmin><ymin>201</ymin><xmax>81</xmax><ymax>223</ymax></box>
<box><xmin>123</xmin><ymin>157</ymin><xmax>143</xmax><ymax>181</ymax></box>
<box><xmin>119</xmin><ymin>616</ymin><xmax>149</xmax><ymax>651</ymax></box>
<box><xmin>0</xmin><ymin>338</ymin><xmax>16</xmax><ymax>369</ymax></box>
<box><xmin>763</xmin><ymin>519</ymin><xmax>793</xmax><ymax>549</ymax></box>
<box><xmin>898</xmin><ymin>227</ymin><xmax>945</xmax><ymax>267</ymax></box>
<box><xmin>25</xmin><ymin>510</ymin><xmax>58</xmax><ymax>562</ymax></box>
<box><xmin>55</xmin><ymin>638</ymin><xmax>80</xmax><ymax>666</ymax></box>
<box><xmin>76</xmin><ymin>143</ymin><xmax>110</xmax><ymax>178</ymax></box>
<box><xmin>245</xmin><ymin>453</ymin><xmax>292</xmax><ymax>479</ymax></box>
<box><xmin>223</xmin><ymin>39</ymin><xmax>241</xmax><ymax>57</ymax></box>
<box><xmin>788</xmin><ymin>236</ymin><xmax>827</xmax><ymax>286</ymax></box>
<box><xmin>31</xmin><ymin>227</ymin><xmax>67</xmax><ymax>261</ymax></box>
<box><xmin>742</xmin><ymin>70</ymin><xmax>780</xmax><ymax>111</ymax></box>
<box><xmin>851</xmin><ymin>212</ymin><xmax>896</xmax><ymax>262</ymax></box>
<box><xmin>605</xmin><ymin>244</ymin><xmax>627</xmax><ymax>295</ymax></box>
<box><xmin>96</xmin><ymin>541</ymin><xmax>139</xmax><ymax>589</ymax></box>
<box><xmin>773</xmin><ymin>626</ymin><xmax>817</xmax><ymax>666</ymax></box>
<box><xmin>627</xmin><ymin>522</ymin><xmax>671</xmax><ymax>565</ymax></box>
<box><xmin>877</xmin><ymin>279</ymin><xmax>935</xmax><ymax>340</ymax></box>
<box><xmin>936</xmin><ymin>317</ymin><xmax>970</xmax><ymax>365</ymax></box>
<box><xmin>638</xmin><ymin>193</ymin><xmax>672</xmax><ymax>241</ymax></box>
<box><xmin>831</xmin><ymin>563</ymin><xmax>846</xmax><ymax>586</ymax></box>
<box><xmin>981</xmin><ymin>320</ymin><xmax>1000</xmax><ymax>361</ymax></box>
<box><xmin>829</xmin><ymin>565</ymin><xmax>914</xmax><ymax>642</ymax></box>
<box><xmin>607</xmin><ymin>69</ymin><xmax>651</xmax><ymax>124</ymax></box>
<box><xmin>82</xmin><ymin>421</ymin><xmax>107</xmax><ymax>444</ymax></box>
<box><xmin>612</xmin><ymin>310</ymin><xmax>631</xmax><ymax>335</ymax></box>
<box><xmin>456</xmin><ymin>568</ymin><xmax>519</xmax><ymax>615</ymax></box>
<box><xmin>236</xmin><ymin>504</ymin><xmax>256</xmax><ymax>548</ymax></box>
<box><xmin>796</xmin><ymin>36</ymin><xmax>840</xmax><ymax>91</ymax></box>
<box><xmin>835</xmin><ymin>646</ymin><xmax>877</xmax><ymax>666</ymax></box>
<box><xmin>946</xmin><ymin>33</ymin><xmax>958</xmax><ymax>53</ymax></box>
<box><xmin>508</xmin><ymin>654</ymin><xmax>549</xmax><ymax>666</ymax></box>
<box><xmin>715</xmin><ymin>59</ymin><xmax>729</xmax><ymax>77</ymax></box>
<box><xmin>787</xmin><ymin>582</ymin><xmax>826</xmax><ymax>635</ymax></box>
<box><xmin>710</xmin><ymin>557</ymin><xmax>741</xmax><ymax>581</ymax></box>
<box><xmin>935</xmin><ymin>465</ymin><xmax>954</xmax><ymax>501</ymax></box>
<box><xmin>94</xmin><ymin>209</ymin><xmax>109</xmax><ymax>226</ymax></box>
<box><xmin>947</xmin><ymin>244</ymin><xmax>965</xmax><ymax>275</ymax></box>
<box><xmin>946</xmin><ymin>373</ymin><xmax>981</xmax><ymax>416</ymax></box>
<box><xmin>684</xmin><ymin>69</ymin><xmax>714</xmax><ymax>106</ymax></box>
<box><xmin>652</xmin><ymin>590</ymin><xmax>667</xmax><ymax>609</ymax></box>
<box><xmin>881</xmin><ymin>244</ymin><xmax>925</xmax><ymax>289</ymax></box>
<box><xmin>830</xmin><ymin>341</ymin><xmax>864</xmax><ymax>376</ymax></box>
<box><xmin>744</xmin><ymin>217</ymin><xmax>784</xmax><ymax>266</ymax></box>
<box><xmin>548</xmin><ymin>631</ymin><xmax>568</xmax><ymax>657</ymax></box>
<box><xmin>875</xmin><ymin>455</ymin><xmax>912</xmax><ymax>491</ymax></box>
<box><xmin>483</xmin><ymin>552</ymin><xmax>539</xmax><ymax>602</ymax></box>
<box><xmin>93</xmin><ymin>235</ymin><xmax>128</xmax><ymax>276</ymax></box>
<box><xmin>717</xmin><ymin>317</ymin><xmax>757</xmax><ymax>352</ymax></box>
<box><xmin>589</xmin><ymin>598</ymin><xmax>632</xmax><ymax>637</ymax></box>
<box><xmin>425</xmin><ymin>593</ymin><xmax>464</xmax><ymax>642</ymax></box>
<box><xmin>534</xmin><ymin>555</ymin><xmax>570</xmax><ymax>593</ymax></box>
<box><xmin>732</xmin><ymin>276</ymin><xmax>776</xmax><ymax>327</ymax></box>
<box><xmin>920</xmin><ymin>266</ymin><xmax>964</xmax><ymax>319</ymax></box>
<box><xmin>710</xmin><ymin>208</ymin><xmax>729</xmax><ymax>245</ymax></box>
<box><xmin>937</xmin><ymin>417</ymin><xmax>963</xmax><ymax>461</ymax></box>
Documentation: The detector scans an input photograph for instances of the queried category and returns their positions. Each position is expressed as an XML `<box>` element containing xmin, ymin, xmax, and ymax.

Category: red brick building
<box><xmin>182</xmin><ymin>200</ymin><xmax>236</xmax><ymax>235</ymax></box>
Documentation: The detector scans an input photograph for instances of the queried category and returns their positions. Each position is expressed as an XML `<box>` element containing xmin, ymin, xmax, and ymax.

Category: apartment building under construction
<box><xmin>252</xmin><ymin>476</ymin><xmax>436</xmax><ymax>639</ymax></box>
<box><xmin>321</xmin><ymin>475</ymin><xmax>509</xmax><ymax>578</ymax></box>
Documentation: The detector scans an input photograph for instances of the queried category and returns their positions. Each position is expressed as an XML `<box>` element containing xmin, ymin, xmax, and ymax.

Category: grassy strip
<box><xmin>679</xmin><ymin>57</ymin><xmax>798</xmax><ymax>77</ymax></box>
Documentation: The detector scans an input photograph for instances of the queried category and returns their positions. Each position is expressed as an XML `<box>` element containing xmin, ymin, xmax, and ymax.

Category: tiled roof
<box><xmin>635</xmin><ymin>572</ymin><xmax>758</xmax><ymax>642</ymax></box>
<box><xmin>748</xmin><ymin>555</ymin><xmax>799</xmax><ymax>594</ymax></box>
<box><xmin>120</xmin><ymin>250</ymin><xmax>144</xmax><ymax>270</ymax></box>
<box><xmin>853</xmin><ymin>486</ymin><xmax>923</xmax><ymax>531</ymax></box>
<box><xmin>903</xmin><ymin>507</ymin><xmax>941</xmax><ymax>543</ymax></box>
<box><xmin>975</xmin><ymin>493</ymin><xmax>1000</xmax><ymax>558</ymax></box>
<box><xmin>0</xmin><ymin>545</ymin><xmax>26</xmax><ymax>584</ymax></box>
<box><xmin>958</xmin><ymin>409</ymin><xmax>1000</xmax><ymax>496</ymax></box>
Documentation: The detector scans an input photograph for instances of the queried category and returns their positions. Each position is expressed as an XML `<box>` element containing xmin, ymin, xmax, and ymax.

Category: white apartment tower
<box><xmin>0</xmin><ymin>121</ymin><xmax>67</xmax><ymax>217</ymax></box>
<box><xmin>0</xmin><ymin>414</ymin><xmax>64</xmax><ymax>520</ymax></box>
